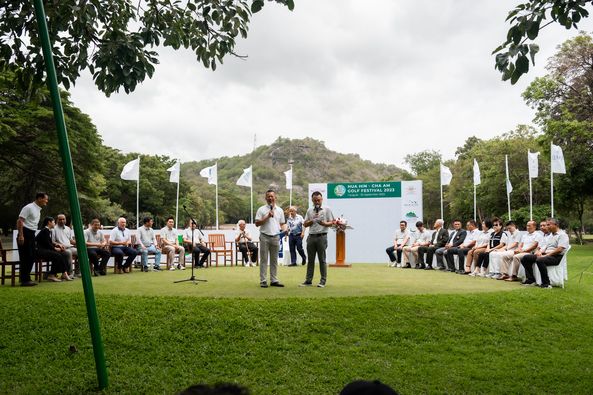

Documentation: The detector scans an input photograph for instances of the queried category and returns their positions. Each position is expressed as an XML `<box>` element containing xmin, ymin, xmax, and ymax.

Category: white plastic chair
<box><xmin>518</xmin><ymin>245</ymin><xmax>571</xmax><ymax>288</ymax></box>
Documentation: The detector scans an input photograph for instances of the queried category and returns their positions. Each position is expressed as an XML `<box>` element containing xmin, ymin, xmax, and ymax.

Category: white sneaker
<box><xmin>396</xmin><ymin>263</ymin><xmax>402</xmax><ymax>268</ymax></box>
<box><xmin>180</xmin><ymin>265</ymin><xmax>186</xmax><ymax>270</ymax></box>
<box><xmin>389</xmin><ymin>262</ymin><xmax>396</xmax><ymax>267</ymax></box>
<box><xmin>169</xmin><ymin>266</ymin><xmax>176</xmax><ymax>271</ymax></box>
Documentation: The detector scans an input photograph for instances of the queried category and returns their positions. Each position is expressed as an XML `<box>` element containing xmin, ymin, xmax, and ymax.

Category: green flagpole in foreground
<box><xmin>32</xmin><ymin>0</ymin><xmax>109</xmax><ymax>389</ymax></box>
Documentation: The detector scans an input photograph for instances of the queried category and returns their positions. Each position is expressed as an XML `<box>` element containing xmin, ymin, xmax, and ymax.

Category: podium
<box><xmin>330</xmin><ymin>231</ymin><xmax>351</xmax><ymax>268</ymax></box>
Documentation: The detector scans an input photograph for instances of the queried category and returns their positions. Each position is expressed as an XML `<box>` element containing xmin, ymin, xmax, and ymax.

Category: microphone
<box><xmin>269</xmin><ymin>204</ymin><xmax>274</xmax><ymax>217</ymax></box>
<box><xmin>314</xmin><ymin>204</ymin><xmax>321</xmax><ymax>213</ymax></box>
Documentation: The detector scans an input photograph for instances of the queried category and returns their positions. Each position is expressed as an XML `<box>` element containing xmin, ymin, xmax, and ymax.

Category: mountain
<box><xmin>181</xmin><ymin>137</ymin><xmax>407</xmax><ymax>224</ymax></box>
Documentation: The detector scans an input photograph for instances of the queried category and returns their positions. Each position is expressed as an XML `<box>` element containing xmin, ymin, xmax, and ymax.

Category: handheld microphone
<box><xmin>269</xmin><ymin>204</ymin><xmax>274</xmax><ymax>216</ymax></box>
<box><xmin>314</xmin><ymin>204</ymin><xmax>321</xmax><ymax>213</ymax></box>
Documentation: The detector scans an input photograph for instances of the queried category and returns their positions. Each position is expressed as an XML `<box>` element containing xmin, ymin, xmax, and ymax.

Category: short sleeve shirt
<box><xmin>255</xmin><ymin>205</ymin><xmax>286</xmax><ymax>236</ymax></box>
<box><xmin>235</xmin><ymin>230</ymin><xmax>252</xmax><ymax>244</ymax></box>
<box><xmin>110</xmin><ymin>227</ymin><xmax>131</xmax><ymax>244</ymax></box>
<box><xmin>461</xmin><ymin>229</ymin><xmax>480</xmax><ymax>247</ymax></box>
<box><xmin>160</xmin><ymin>227</ymin><xmax>179</xmax><ymax>244</ymax></box>
<box><xmin>18</xmin><ymin>202</ymin><xmax>42</xmax><ymax>231</ymax></box>
<box><xmin>138</xmin><ymin>226</ymin><xmax>156</xmax><ymax>247</ymax></box>
<box><xmin>520</xmin><ymin>231</ymin><xmax>542</xmax><ymax>251</ymax></box>
<box><xmin>543</xmin><ymin>230</ymin><xmax>570</xmax><ymax>255</ymax></box>
<box><xmin>393</xmin><ymin>229</ymin><xmax>410</xmax><ymax>246</ymax></box>
<box><xmin>53</xmin><ymin>225</ymin><xmax>74</xmax><ymax>247</ymax></box>
<box><xmin>84</xmin><ymin>228</ymin><xmax>103</xmax><ymax>244</ymax></box>
<box><xmin>183</xmin><ymin>228</ymin><xmax>204</xmax><ymax>243</ymax></box>
<box><xmin>304</xmin><ymin>206</ymin><xmax>335</xmax><ymax>235</ymax></box>
<box><xmin>413</xmin><ymin>230</ymin><xmax>431</xmax><ymax>245</ymax></box>
<box><xmin>476</xmin><ymin>229</ymin><xmax>493</xmax><ymax>247</ymax></box>
<box><xmin>287</xmin><ymin>215</ymin><xmax>305</xmax><ymax>235</ymax></box>
<box><xmin>505</xmin><ymin>230</ymin><xmax>522</xmax><ymax>251</ymax></box>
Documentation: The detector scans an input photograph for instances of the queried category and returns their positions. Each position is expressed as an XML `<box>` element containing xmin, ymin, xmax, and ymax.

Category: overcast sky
<box><xmin>70</xmin><ymin>0</ymin><xmax>592</xmax><ymax>170</ymax></box>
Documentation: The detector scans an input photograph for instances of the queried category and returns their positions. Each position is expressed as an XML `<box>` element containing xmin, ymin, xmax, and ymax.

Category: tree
<box><xmin>1</xmin><ymin>0</ymin><xmax>294</xmax><ymax>96</ymax></box>
<box><xmin>495</xmin><ymin>0</ymin><xmax>592</xmax><ymax>84</ymax></box>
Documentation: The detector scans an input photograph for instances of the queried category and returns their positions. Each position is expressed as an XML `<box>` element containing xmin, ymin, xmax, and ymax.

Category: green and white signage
<box><xmin>328</xmin><ymin>182</ymin><xmax>401</xmax><ymax>199</ymax></box>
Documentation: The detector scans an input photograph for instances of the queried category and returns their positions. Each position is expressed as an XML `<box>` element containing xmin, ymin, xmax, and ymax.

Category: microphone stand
<box><xmin>175</xmin><ymin>206</ymin><xmax>207</xmax><ymax>285</ymax></box>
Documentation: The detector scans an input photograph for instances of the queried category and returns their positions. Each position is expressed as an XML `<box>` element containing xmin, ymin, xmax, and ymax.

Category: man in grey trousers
<box><xmin>255</xmin><ymin>189</ymin><xmax>287</xmax><ymax>288</ymax></box>
<box><xmin>301</xmin><ymin>191</ymin><xmax>335</xmax><ymax>288</ymax></box>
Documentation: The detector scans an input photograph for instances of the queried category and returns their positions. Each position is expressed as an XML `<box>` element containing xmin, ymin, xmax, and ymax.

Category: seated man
<box><xmin>417</xmin><ymin>219</ymin><xmax>448</xmax><ymax>270</ymax></box>
<box><xmin>235</xmin><ymin>220</ymin><xmax>258</xmax><ymax>267</ymax></box>
<box><xmin>109</xmin><ymin>217</ymin><xmax>138</xmax><ymax>273</ymax></box>
<box><xmin>489</xmin><ymin>220</ymin><xmax>521</xmax><ymax>279</ymax></box>
<box><xmin>137</xmin><ymin>216</ymin><xmax>162</xmax><ymax>272</ymax></box>
<box><xmin>467</xmin><ymin>219</ymin><xmax>493</xmax><ymax>275</ymax></box>
<box><xmin>183</xmin><ymin>220</ymin><xmax>210</xmax><ymax>268</ymax></box>
<box><xmin>84</xmin><ymin>218</ymin><xmax>111</xmax><ymax>276</ymax></box>
<box><xmin>402</xmin><ymin>221</ymin><xmax>431</xmax><ymax>268</ymax></box>
<box><xmin>499</xmin><ymin>220</ymin><xmax>541</xmax><ymax>281</ymax></box>
<box><xmin>36</xmin><ymin>216</ymin><xmax>70</xmax><ymax>282</ymax></box>
<box><xmin>520</xmin><ymin>217</ymin><xmax>569</xmax><ymax>288</ymax></box>
<box><xmin>52</xmin><ymin>213</ymin><xmax>78</xmax><ymax>277</ymax></box>
<box><xmin>451</xmin><ymin>220</ymin><xmax>479</xmax><ymax>274</ymax></box>
<box><xmin>386</xmin><ymin>220</ymin><xmax>411</xmax><ymax>268</ymax></box>
<box><xmin>437</xmin><ymin>219</ymin><xmax>466</xmax><ymax>271</ymax></box>
<box><xmin>161</xmin><ymin>216</ymin><xmax>185</xmax><ymax>270</ymax></box>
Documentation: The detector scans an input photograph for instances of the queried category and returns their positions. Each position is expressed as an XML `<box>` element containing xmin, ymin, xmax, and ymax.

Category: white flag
<box><xmin>120</xmin><ymin>158</ymin><xmax>139</xmax><ymax>181</ymax></box>
<box><xmin>528</xmin><ymin>151</ymin><xmax>539</xmax><ymax>178</ymax></box>
<box><xmin>167</xmin><ymin>161</ymin><xmax>180</xmax><ymax>183</ymax></box>
<box><xmin>440</xmin><ymin>164</ymin><xmax>452</xmax><ymax>186</ymax></box>
<box><xmin>505</xmin><ymin>155</ymin><xmax>513</xmax><ymax>195</ymax></box>
<box><xmin>284</xmin><ymin>168</ymin><xmax>293</xmax><ymax>190</ymax></box>
<box><xmin>473</xmin><ymin>159</ymin><xmax>481</xmax><ymax>186</ymax></box>
<box><xmin>236</xmin><ymin>166</ymin><xmax>252</xmax><ymax>187</ymax></box>
<box><xmin>200</xmin><ymin>163</ymin><xmax>218</xmax><ymax>186</ymax></box>
<box><xmin>551</xmin><ymin>144</ymin><xmax>566</xmax><ymax>174</ymax></box>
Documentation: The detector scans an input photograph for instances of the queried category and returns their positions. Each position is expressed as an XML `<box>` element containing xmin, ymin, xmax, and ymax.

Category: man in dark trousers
<box><xmin>16</xmin><ymin>192</ymin><xmax>49</xmax><ymax>286</ymax></box>
<box><xmin>417</xmin><ymin>219</ymin><xmax>449</xmax><ymax>270</ymax></box>
<box><xmin>438</xmin><ymin>219</ymin><xmax>467</xmax><ymax>271</ymax></box>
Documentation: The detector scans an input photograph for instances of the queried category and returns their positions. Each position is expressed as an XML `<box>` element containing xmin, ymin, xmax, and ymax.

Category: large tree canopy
<box><xmin>495</xmin><ymin>0</ymin><xmax>592</xmax><ymax>84</ymax></box>
<box><xmin>0</xmin><ymin>0</ymin><xmax>293</xmax><ymax>96</ymax></box>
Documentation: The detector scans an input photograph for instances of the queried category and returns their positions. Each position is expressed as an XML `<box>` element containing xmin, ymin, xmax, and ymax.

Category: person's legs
<box><xmin>535</xmin><ymin>255</ymin><xmax>562</xmax><ymax>286</ymax></box>
<box><xmin>87</xmin><ymin>248</ymin><xmax>100</xmax><ymax>271</ymax></box>
<box><xmin>318</xmin><ymin>235</ymin><xmax>328</xmax><ymax>285</ymax></box>
<box><xmin>18</xmin><ymin>228</ymin><xmax>36</xmax><ymax>284</ymax></box>
<box><xmin>140</xmin><ymin>247</ymin><xmax>149</xmax><ymax>268</ymax></box>
<box><xmin>426</xmin><ymin>246</ymin><xmax>437</xmax><ymax>268</ymax></box>
<box><xmin>238</xmin><ymin>243</ymin><xmax>248</xmax><ymax>265</ymax></box>
<box><xmin>163</xmin><ymin>245</ymin><xmax>175</xmax><ymax>269</ymax></box>
<box><xmin>175</xmin><ymin>245</ymin><xmax>186</xmax><ymax>267</ymax></box>
<box><xmin>248</xmin><ymin>242</ymin><xmax>258</xmax><ymax>264</ymax></box>
<box><xmin>417</xmin><ymin>246</ymin><xmax>427</xmax><ymax>266</ymax></box>
<box><xmin>305</xmin><ymin>236</ymin><xmax>316</xmax><ymax>284</ymax></box>
<box><xmin>295</xmin><ymin>235</ymin><xmax>306</xmax><ymax>263</ymax></box>
<box><xmin>259</xmin><ymin>234</ymin><xmax>271</xmax><ymax>284</ymax></box>
<box><xmin>122</xmin><ymin>246</ymin><xmax>138</xmax><ymax>268</ymax></box>
<box><xmin>288</xmin><ymin>233</ymin><xmax>298</xmax><ymax>264</ymax></box>
<box><xmin>386</xmin><ymin>246</ymin><xmax>397</xmax><ymax>264</ymax></box>
<box><xmin>435</xmin><ymin>247</ymin><xmax>446</xmax><ymax>268</ymax></box>
<box><xmin>268</xmin><ymin>235</ymin><xmax>280</xmax><ymax>284</ymax></box>
<box><xmin>197</xmin><ymin>245</ymin><xmax>210</xmax><ymax>266</ymax></box>
<box><xmin>97</xmin><ymin>249</ymin><xmax>110</xmax><ymax>273</ymax></box>
<box><xmin>520</xmin><ymin>254</ymin><xmax>537</xmax><ymax>283</ymax></box>
<box><xmin>111</xmin><ymin>247</ymin><xmax>124</xmax><ymax>270</ymax></box>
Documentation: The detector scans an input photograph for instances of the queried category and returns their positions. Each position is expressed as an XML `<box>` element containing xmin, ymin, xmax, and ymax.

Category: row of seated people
<box><xmin>386</xmin><ymin>217</ymin><xmax>570</xmax><ymax>289</ymax></box>
<box><xmin>35</xmin><ymin>215</ymin><xmax>260</xmax><ymax>281</ymax></box>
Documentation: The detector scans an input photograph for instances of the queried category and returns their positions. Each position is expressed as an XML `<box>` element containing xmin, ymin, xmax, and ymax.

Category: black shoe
<box><xmin>301</xmin><ymin>261</ymin><xmax>306</xmax><ymax>266</ymax></box>
<box><xmin>299</xmin><ymin>282</ymin><xmax>313</xmax><ymax>287</ymax></box>
<box><xmin>288</xmin><ymin>263</ymin><xmax>297</xmax><ymax>267</ymax></box>
<box><xmin>436</xmin><ymin>266</ymin><xmax>445</xmax><ymax>270</ymax></box>
<box><xmin>20</xmin><ymin>281</ymin><xmax>38</xmax><ymax>287</ymax></box>
<box><xmin>424</xmin><ymin>266</ymin><xmax>433</xmax><ymax>270</ymax></box>
<box><xmin>93</xmin><ymin>271</ymin><xmax>99</xmax><ymax>277</ymax></box>
<box><xmin>153</xmin><ymin>266</ymin><xmax>161</xmax><ymax>271</ymax></box>
<box><xmin>403</xmin><ymin>264</ymin><xmax>412</xmax><ymax>269</ymax></box>
<box><xmin>521</xmin><ymin>280</ymin><xmax>536</xmax><ymax>286</ymax></box>
<box><xmin>270</xmin><ymin>282</ymin><xmax>285</xmax><ymax>287</ymax></box>
<box><xmin>99</xmin><ymin>270</ymin><xmax>107</xmax><ymax>276</ymax></box>
<box><xmin>260</xmin><ymin>283</ymin><xmax>268</xmax><ymax>288</ymax></box>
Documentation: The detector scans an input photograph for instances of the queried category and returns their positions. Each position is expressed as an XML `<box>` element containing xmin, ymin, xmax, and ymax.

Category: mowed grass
<box><xmin>1</xmin><ymin>246</ymin><xmax>592</xmax><ymax>394</ymax></box>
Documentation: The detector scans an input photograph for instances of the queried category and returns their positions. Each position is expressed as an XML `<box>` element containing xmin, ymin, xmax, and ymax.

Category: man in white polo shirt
<box><xmin>16</xmin><ymin>192</ymin><xmax>48</xmax><ymax>286</ymax></box>
<box><xmin>53</xmin><ymin>213</ymin><xmax>78</xmax><ymax>277</ymax></box>
<box><xmin>161</xmin><ymin>216</ymin><xmax>185</xmax><ymax>270</ymax></box>
<box><xmin>489</xmin><ymin>220</ymin><xmax>522</xmax><ymax>279</ymax></box>
<box><xmin>386</xmin><ymin>220</ymin><xmax>411</xmax><ymax>268</ymax></box>
<box><xmin>499</xmin><ymin>220</ymin><xmax>541</xmax><ymax>282</ymax></box>
<box><xmin>402</xmin><ymin>221</ymin><xmax>431</xmax><ymax>268</ymax></box>
<box><xmin>255</xmin><ymin>190</ymin><xmax>287</xmax><ymax>288</ymax></box>
<box><xmin>109</xmin><ymin>217</ymin><xmax>138</xmax><ymax>273</ymax></box>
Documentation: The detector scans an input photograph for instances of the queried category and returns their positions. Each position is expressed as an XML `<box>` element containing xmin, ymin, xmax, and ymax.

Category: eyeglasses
<box><xmin>493</xmin><ymin>224</ymin><xmax>500</xmax><ymax>227</ymax></box>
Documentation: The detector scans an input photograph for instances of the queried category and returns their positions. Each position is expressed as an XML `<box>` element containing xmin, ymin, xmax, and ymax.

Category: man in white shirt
<box><xmin>490</xmin><ymin>221</ymin><xmax>522</xmax><ymax>279</ymax></box>
<box><xmin>52</xmin><ymin>214</ymin><xmax>78</xmax><ymax>277</ymax></box>
<box><xmin>137</xmin><ymin>216</ymin><xmax>162</xmax><ymax>271</ymax></box>
<box><xmin>386</xmin><ymin>220</ymin><xmax>411</xmax><ymax>268</ymax></box>
<box><xmin>84</xmin><ymin>218</ymin><xmax>110</xmax><ymax>276</ymax></box>
<box><xmin>255</xmin><ymin>190</ymin><xmax>287</xmax><ymax>287</ymax></box>
<box><xmin>521</xmin><ymin>218</ymin><xmax>569</xmax><ymax>288</ymax></box>
<box><xmin>235</xmin><ymin>220</ymin><xmax>258</xmax><ymax>267</ymax></box>
<box><xmin>16</xmin><ymin>192</ymin><xmax>48</xmax><ymax>286</ymax></box>
<box><xmin>183</xmin><ymin>220</ymin><xmax>210</xmax><ymax>268</ymax></box>
<box><xmin>402</xmin><ymin>221</ymin><xmax>431</xmax><ymax>268</ymax></box>
<box><xmin>161</xmin><ymin>217</ymin><xmax>186</xmax><ymax>270</ymax></box>
<box><xmin>499</xmin><ymin>220</ymin><xmax>541</xmax><ymax>281</ymax></box>
<box><xmin>109</xmin><ymin>217</ymin><xmax>138</xmax><ymax>273</ymax></box>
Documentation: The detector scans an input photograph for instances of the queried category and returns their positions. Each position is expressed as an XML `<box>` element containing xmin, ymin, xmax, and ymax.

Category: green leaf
<box><xmin>528</xmin><ymin>43</ymin><xmax>539</xmax><ymax>65</ymax></box>
<box><xmin>251</xmin><ymin>0</ymin><xmax>264</xmax><ymax>13</ymax></box>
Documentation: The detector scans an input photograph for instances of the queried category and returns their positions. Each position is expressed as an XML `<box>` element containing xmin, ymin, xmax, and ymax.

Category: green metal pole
<box><xmin>32</xmin><ymin>0</ymin><xmax>109</xmax><ymax>389</ymax></box>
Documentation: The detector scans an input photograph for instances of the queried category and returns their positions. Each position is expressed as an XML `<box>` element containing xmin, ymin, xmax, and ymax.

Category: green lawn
<box><xmin>1</xmin><ymin>246</ymin><xmax>592</xmax><ymax>394</ymax></box>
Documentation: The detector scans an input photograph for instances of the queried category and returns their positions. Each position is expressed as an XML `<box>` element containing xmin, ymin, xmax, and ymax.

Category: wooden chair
<box><xmin>208</xmin><ymin>234</ymin><xmax>233</xmax><ymax>267</ymax></box>
<box><xmin>235</xmin><ymin>241</ymin><xmax>259</xmax><ymax>266</ymax></box>
<box><xmin>0</xmin><ymin>239</ymin><xmax>19</xmax><ymax>286</ymax></box>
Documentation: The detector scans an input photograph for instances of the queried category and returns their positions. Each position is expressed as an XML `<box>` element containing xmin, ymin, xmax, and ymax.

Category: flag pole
<box><xmin>506</xmin><ymin>155</ymin><xmax>511</xmax><ymax>220</ymax></box>
<box><xmin>33</xmin><ymin>0</ymin><xmax>108</xmax><ymax>389</ymax></box>
<box><xmin>136</xmin><ymin>156</ymin><xmax>140</xmax><ymax>229</ymax></box>
<box><xmin>550</xmin><ymin>142</ymin><xmax>555</xmax><ymax>218</ymax></box>
<box><xmin>528</xmin><ymin>151</ymin><xmax>533</xmax><ymax>220</ymax></box>
<box><xmin>440</xmin><ymin>182</ymin><xmax>443</xmax><ymax>219</ymax></box>
<box><xmin>473</xmin><ymin>184</ymin><xmax>476</xmax><ymax>222</ymax></box>
<box><xmin>289</xmin><ymin>164</ymin><xmax>293</xmax><ymax>207</ymax></box>
<box><xmin>215</xmin><ymin>162</ymin><xmax>219</xmax><ymax>230</ymax></box>
<box><xmin>175</xmin><ymin>161</ymin><xmax>180</xmax><ymax>227</ymax></box>
<box><xmin>250</xmin><ymin>166</ymin><xmax>254</xmax><ymax>224</ymax></box>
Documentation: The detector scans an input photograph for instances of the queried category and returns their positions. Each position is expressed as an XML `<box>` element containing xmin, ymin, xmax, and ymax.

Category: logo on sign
<box><xmin>334</xmin><ymin>184</ymin><xmax>347</xmax><ymax>197</ymax></box>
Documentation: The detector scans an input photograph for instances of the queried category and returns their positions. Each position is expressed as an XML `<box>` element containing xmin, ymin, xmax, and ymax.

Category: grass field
<box><xmin>1</xmin><ymin>246</ymin><xmax>593</xmax><ymax>394</ymax></box>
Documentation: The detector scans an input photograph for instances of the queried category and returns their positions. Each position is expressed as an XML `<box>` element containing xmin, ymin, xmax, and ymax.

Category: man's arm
<box><xmin>16</xmin><ymin>217</ymin><xmax>25</xmax><ymax>245</ymax></box>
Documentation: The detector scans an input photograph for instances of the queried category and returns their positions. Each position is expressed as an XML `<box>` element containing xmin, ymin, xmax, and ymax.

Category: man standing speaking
<box><xmin>255</xmin><ymin>189</ymin><xmax>287</xmax><ymax>288</ymax></box>
<box><xmin>301</xmin><ymin>191</ymin><xmax>335</xmax><ymax>288</ymax></box>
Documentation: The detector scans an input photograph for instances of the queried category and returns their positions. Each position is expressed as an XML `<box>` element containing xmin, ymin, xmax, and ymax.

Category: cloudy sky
<box><xmin>70</xmin><ymin>0</ymin><xmax>592</xmax><ymax>170</ymax></box>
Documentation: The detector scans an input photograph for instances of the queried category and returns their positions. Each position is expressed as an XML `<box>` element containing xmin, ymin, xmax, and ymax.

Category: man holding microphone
<box><xmin>255</xmin><ymin>189</ymin><xmax>287</xmax><ymax>288</ymax></box>
<box><xmin>301</xmin><ymin>191</ymin><xmax>335</xmax><ymax>288</ymax></box>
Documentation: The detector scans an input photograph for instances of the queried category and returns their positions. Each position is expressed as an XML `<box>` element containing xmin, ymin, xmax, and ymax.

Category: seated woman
<box><xmin>466</xmin><ymin>219</ymin><xmax>492</xmax><ymax>275</ymax></box>
<box><xmin>36</xmin><ymin>216</ymin><xmax>71</xmax><ymax>282</ymax></box>
<box><xmin>471</xmin><ymin>218</ymin><xmax>506</xmax><ymax>277</ymax></box>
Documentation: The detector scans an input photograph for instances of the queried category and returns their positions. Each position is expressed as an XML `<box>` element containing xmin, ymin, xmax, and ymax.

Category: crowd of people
<box><xmin>385</xmin><ymin>216</ymin><xmax>570</xmax><ymax>288</ymax></box>
<box><xmin>14</xmin><ymin>190</ymin><xmax>335</xmax><ymax>288</ymax></box>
